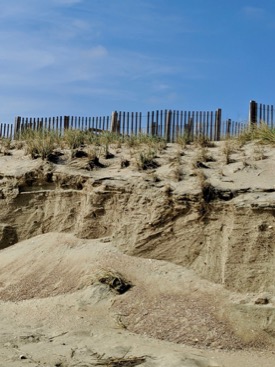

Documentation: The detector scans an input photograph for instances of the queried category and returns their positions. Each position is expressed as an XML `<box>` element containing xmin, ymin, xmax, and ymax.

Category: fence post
<box><xmin>165</xmin><ymin>109</ymin><xmax>172</xmax><ymax>142</ymax></box>
<box><xmin>215</xmin><ymin>108</ymin><xmax>222</xmax><ymax>141</ymax></box>
<box><xmin>111</xmin><ymin>111</ymin><xmax>119</xmax><ymax>133</ymax></box>
<box><xmin>116</xmin><ymin>120</ymin><xmax>121</xmax><ymax>134</ymax></box>
<box><xmin>151</xmin><ymin>122</ymin><xmax>157</xmax><ymax>136</ymax></box>
<box><xmin>14</xmin><ymin>116</ymin><xmax>21</xmax><ymax>138</ymax></box>
<box><xmin>64</xmin><ymin>116</ymin><xmax>70</xmax><ymax>130</ymax></box>
<box><xmin>226</xmin><ymin>119</ymin><xmax>231</xmax><ymax>138</ymax></box>
<box><xmin>186</xmin><ymin>116</ymin><xmax>193</xmax><ymax>142</ymax></box>
<box><xmin>249</xmin><ymin>100</ymin><xmax>258</xmax><ymax>126</ymax></box>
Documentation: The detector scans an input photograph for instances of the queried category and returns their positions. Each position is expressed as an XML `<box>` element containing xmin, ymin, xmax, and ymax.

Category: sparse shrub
<box><xmin>223</xmin><ymin>140</ymin><xmax>235</xmax><ymax>164</ymax></box>
<box><xmin>257</xmin><ymin>123</ymin><xmax>275</xmax><ymax>144</ymax></box>
<box><xmin>124</xmin><ymin>134</ymin><xmax>166</xmax><ymax>152</ymax></box>
<box><xmin>98</xmin><ymin>132</ymin><xmax>119</xmax><ymax>158</ymax></box>
<box><xmin>27</xmin><ymin>138</ymin><xmax>55</xmax><ymax>160</ymax></box>
<box><xmin>196</xmin><ymin>172</ymin><xmax>215</xmax><ymax>220</ymax></box>
<box><xmin>194</xmin><ymin>134</ymin><xmax>215</xmax><ymax>148</ymax></box>
<box><xmin>197</xmin><ymin>147</ymin><xmax>214</xmax><ymax>163</ymax></box>
<box><xmin>0</xmin><ymin>138</ymin><xmax>12</xmax><ymax>156</ymax></box>
<box><xmin>83</xmin><ymin>130</ymin><xmax>100</xmax><ymax>145</ymax></box>
<box><xmin>24</xmin><ymin>133</ymin><xmax>56</xmax><ymax>160</ymax></box>
<box><xmin>63</xmin><ymin>129</ymin><xmax>86</xmax><ymax>149</ymax></box>
<box><xmin>176</xmin><ymin>132</ymin><xmax>191</xmax><ymax>147</ymax></box>
<box><xmin>253</xmin><ymin>144</ymin><xmax>267</xmax><ymax>160</ymax></box>
<box><xmin>238</xmin><ymin>123</ymin><xmax>275</xmax><ymax>145</ymax></box>
<box><xmin>13</xmin><ymin>140</ymin><xmax>25</xmax><ymax>150</ymax></box>
<box><xmin>136</xmin><ymin>149</ymin><xmax>159</xmax><ymax>170</ymax></box>
<box><xmin>125</xmin><ymin>135</ymin><xmax>139</xmax><ymax>148</ymax></box>
<box><xmin>86</xmin><ymin>156</ymin><xmax>105</xmax><ymax>170</ymax></box>
<box><xmin>86</xmin><ymin>146</ymin><xmax>99</xmax><ymax>161</ymax></box>
<box><xmin>20</xmin><ymin>128</ymin><xmax>61</xmax><ymax>160</ymax></box>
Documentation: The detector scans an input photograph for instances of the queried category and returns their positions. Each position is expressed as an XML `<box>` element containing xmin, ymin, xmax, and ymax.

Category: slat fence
<box><xmin>249</xmin><ymin>100</ymin><xmax>275</xmax><ymax>127</ymax></box>
<box><xmin>110</xmin><ymin>108</ymin><xmax>223</xmax><ymax>142</ymax></box>
<box><xmin>0</xmin><ymin>105</ymin><xmax>256</xmax><ymax>141</ymax></box>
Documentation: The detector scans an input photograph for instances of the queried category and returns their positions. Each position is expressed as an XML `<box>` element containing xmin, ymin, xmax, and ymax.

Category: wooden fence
<box><xmin>0</xmin><ymin>123</ymin><xmax>13</xmax><ymax>139</ymax></box>
<box><xmin>10</xmin><ymin>108</ymin><xmax>225</xmax><ymax>142</ymax></box>
<box><xmin>249</xmin><ymin>100</ymin><xmax>275</xmax><ymax>126</ymax></box>
<box><xmin>14</xmin><ymin>115</ymin><xmax>111</xmax><ymax>136</ymax></box>
<box><xmin>0</xmin><ymin>105</ymin><xmax>253</xmax><ymax>141</ymax></box>
<box><xmin>110</xmin><ymin>109</ymin><xmax>223</xmax><ymax>142</ymax></box>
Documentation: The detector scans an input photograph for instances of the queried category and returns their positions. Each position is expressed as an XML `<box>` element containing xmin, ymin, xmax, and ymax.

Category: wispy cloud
<box><xmin>0</xmin><ymin>1</ymin><xmax>221</xmax><ymax>121</ymax></box>
<box><xmin>52</xmin><ymin>0</ymin><xmax>83</xmax><ymax>5</ymax></box>
<box><xmin>242</xmin><ymin>6</ymin><xmax>266</xmax><ymax>19</ymax></box>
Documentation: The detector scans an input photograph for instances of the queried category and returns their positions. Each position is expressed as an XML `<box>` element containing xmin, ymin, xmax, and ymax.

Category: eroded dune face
<box><xmin>0</xmin><ymin>141</ymin><xmax>275</xmax><ymax>366</ymax></box>
<box><xmin>1</xmin><ymin>142</ymin><xmax>275</xmax><ymax>296</ymax></box>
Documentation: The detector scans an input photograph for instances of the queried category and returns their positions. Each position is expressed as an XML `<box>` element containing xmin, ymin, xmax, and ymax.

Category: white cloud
<box><xmin>84</xmin><ymin>46</ymin><xmax>108</xmax><ymax>59</ymax></box>
<box><xmin>0</xmin><ymin>1</ymin><xmax>217</xmax><ymax>122</ymax></box>
<box><xmin>0</xmin><ymin>49</ymin><xmax>55</xmax><ymax>71</ymax></box>
<box><xmin>51</xmin><ymin>0</ymin><xmax>83</xmax><ymax>5</ymax></box>
<box><xmin>242</xmin><ymin>6</ymin><xmax>266</xmax><ymax>19</ymax></box>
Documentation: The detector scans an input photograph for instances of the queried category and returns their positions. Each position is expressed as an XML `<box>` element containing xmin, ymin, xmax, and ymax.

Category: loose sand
<box><xmin>0</xmin><ymin>139</ymin><xmax>274</xmax><ymax>366</ymax></box>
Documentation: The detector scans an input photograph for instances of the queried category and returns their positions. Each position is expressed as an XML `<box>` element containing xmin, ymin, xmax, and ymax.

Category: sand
<box><xmin>0</xmin><ymin>138</ymin><xmax>274</xmax><ymax>366</ymax></box>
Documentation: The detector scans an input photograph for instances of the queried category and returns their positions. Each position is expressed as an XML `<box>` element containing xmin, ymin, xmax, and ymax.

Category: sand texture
<box><xmin>0</xmin><ymin>140</ymin><xmax>274</xmax><ymax>366</ymax></box>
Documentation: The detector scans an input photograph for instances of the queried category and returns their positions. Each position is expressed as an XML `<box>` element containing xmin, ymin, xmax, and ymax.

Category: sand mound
<box><xmin>0</xmin><ymin>232</ymin><xmax>271</xmax><ymax>352</ymax></box>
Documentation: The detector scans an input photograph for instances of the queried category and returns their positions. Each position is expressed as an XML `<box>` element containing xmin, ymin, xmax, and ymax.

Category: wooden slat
<box><xmin>121</xmin><ymin>112</ymin><xmax>125</xmax><ymax>135</ymax></box>
<box><xmin>259</xmin><ymin>103</ymin><xmax>262</xmax><ymax>123</ymax></box>
<box><xmin>159</xmin><ymin>110</ymin><xmax>163</xmax><ymax>137</ymax></box>
<box><xmin>106</xmin><ymin>116</ymin><xmax>109</xmax><ymax>130</ymax></box>
<box><xmin>150</xmin><ymin>111</ymin><xmax>154</xmax><ymax>136</ymax></box>
<box><xmin>146</xmin><ymin>112</ymin><xmax>150</xmax><ymax>135</ymax></box>
<box><xmin>131</xmin><ymin>112</ymin><xmax>134</xmax><ymax>134</ymax></box>
<box><xmin>134</xmin><ymin>112</ymin><xmax>138</xmax><ymax>135</ymax></box>
<box><xmin>177</xmin><ymin>111</ymin><xmax>181</xmax><ymax>137</ymax></box>
<box><xmin>206</xmin><ymin>112</ymin><xmax>209</xmax><ymax>139</ymax></box>
<box><xmin>138</xmin><ymin>112</ymin><xmax>142</xmax><ymax>133</ymax></box>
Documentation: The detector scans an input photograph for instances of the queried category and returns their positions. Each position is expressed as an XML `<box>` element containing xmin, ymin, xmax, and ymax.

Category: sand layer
<box><xmin>0</xmin><ymin>140</ymin><xmax>275</xmax><ymax>366</ymax></box>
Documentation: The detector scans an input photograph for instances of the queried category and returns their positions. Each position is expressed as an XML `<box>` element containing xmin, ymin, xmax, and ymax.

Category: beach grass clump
<box><xmin>0</xmin><ymin>138</ymin><xmax>12</xmax><ymax>155</ymax></box>
<box><xmin>124</xmin><ymin>133</ymin><xmax>166</xmax><ymax>151</ymax></box>
<box><xmin>176</xmin><ymin>134</ymin><xmax>189</xmax><ymax>148</ymax></box>
<box><xmin>63</xmin><ymin>129</ymin><xmax>86</xmax><ymax>149</ymax></box>
<box><xmin>238</xmin><ymin>123</ymin><xmax>275</xmax><ymax>145</ymax></box>
<box><xmin>21</xmin><ymin>128</ymin><xmax>60</xmax><ymax>160</ymax></box>
<box><xmin>136</xmin><ymin>149</ymin><xmax>159</xmax><ymax>170</ymax></box>
<box><xmin>223</xmin><ymin>140</ymin><xmax>235</xmax><ymax>164</ymax></box>
<box><xmin>194</xmin><ymin>133</ymin><xmax>215</xmax><ymax>148</ymax></box>
<box><xmin>256</xmin><ymin>124</ymin><xmax>275</xmax><ymax>144</ymax></box>
<box><xmin>98</xmin><ymin>131</ymin><xmax>120</xmax><ymax>158</ymax></box>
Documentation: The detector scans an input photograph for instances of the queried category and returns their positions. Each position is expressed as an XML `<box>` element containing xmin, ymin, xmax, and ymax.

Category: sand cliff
<box><xmin>0</xmin><ymin>140</ymin><xmax>274</xmax><ymax>366</ymax></box>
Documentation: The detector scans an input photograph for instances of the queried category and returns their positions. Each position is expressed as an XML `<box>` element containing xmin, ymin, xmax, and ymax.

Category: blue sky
<box><xmin>0</xmin><ymin>0</ymin><xmax>275</xmax><ymax>123</ymax></box>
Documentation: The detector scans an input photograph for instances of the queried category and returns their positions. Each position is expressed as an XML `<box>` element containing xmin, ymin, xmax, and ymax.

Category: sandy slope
<box><xmin>0</xmin><ymin>140</ymin><xmax>275</xmax><ymax>366</ymax></box>
<box><xmin>0</xmin><ymin>232</ymin><xmax>272</xmax><ymax>366</ymax></box>
<box><xmin>0</xmin><ymin>232</ymin><xmax>221</xmax><ymax>367</ymax></box>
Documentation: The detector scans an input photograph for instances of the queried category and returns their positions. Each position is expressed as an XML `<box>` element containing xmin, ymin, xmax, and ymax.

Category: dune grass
<box><xmin>238</xmin><ymin>123</ymin><xmax>275</xmax><ymax>145</ymax></box>
<box><xmin>12</xmin><ymin>128</ymin><xmax>167</xmax><ymax>162</ymax></box>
